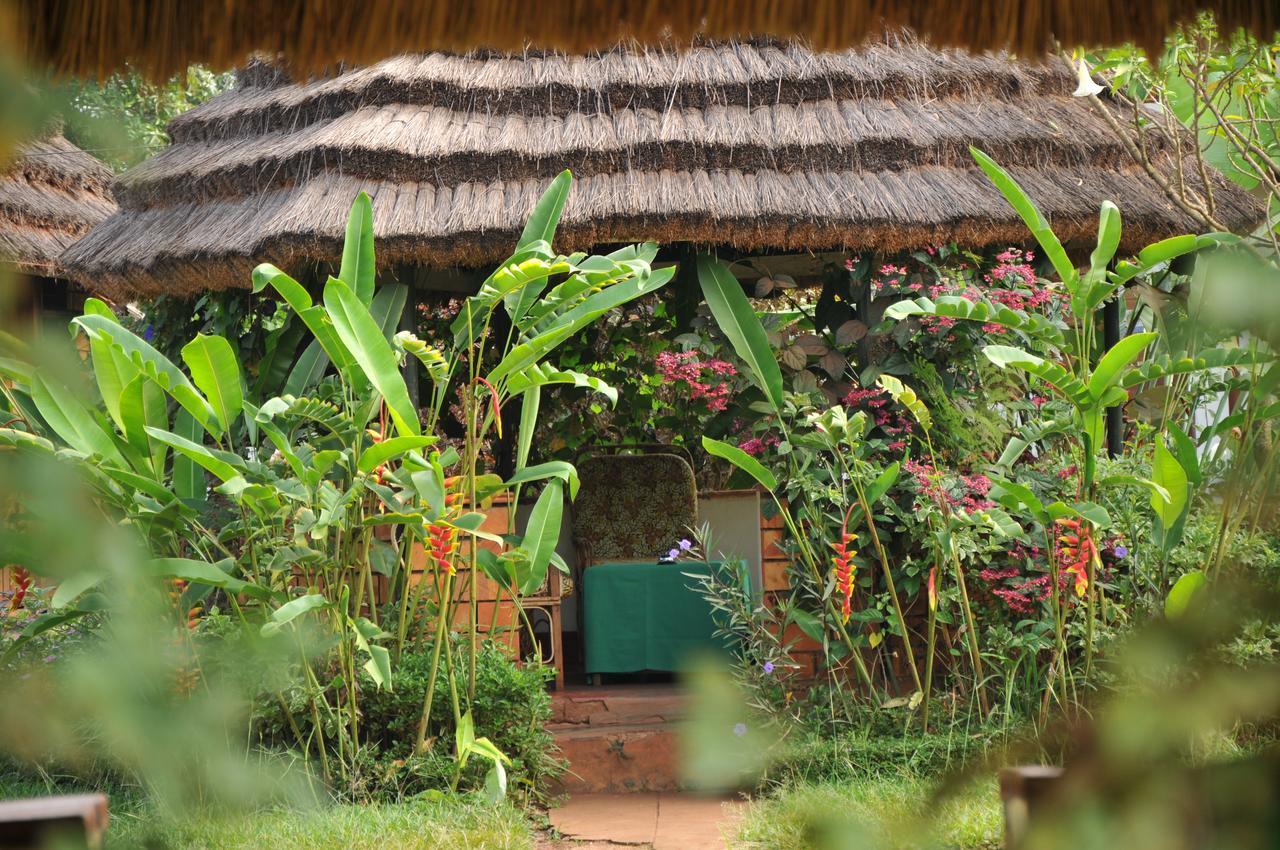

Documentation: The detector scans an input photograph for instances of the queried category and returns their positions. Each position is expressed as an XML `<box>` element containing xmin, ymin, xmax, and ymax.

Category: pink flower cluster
<box><xmin>903</xmin><ymin>459</ymin><xmax>994</xmax><ymax>514</ymax></box>
<box><xmin>842</xmin><ymin>386</ymin><xmax>914</xmax><ymax>442</ymax></box>
<box><xmin>978</xmin><ymin>543</ymin><xmax>1068</xmax><ymax>614</ymax></box>
<box><xmin>738</xmin><ymin>432</ymin><xmax>781</xmax><ymax>456</ymax></box>
<box><xmin>656</xmin><ymin>351</ymin><xmax>738</xmax><ymax>412</ymax></box>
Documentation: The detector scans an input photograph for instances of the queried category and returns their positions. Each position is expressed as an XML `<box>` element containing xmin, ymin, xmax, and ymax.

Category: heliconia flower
<box><xmin>831</xmin><ymin>531</ymin><xmax>857</xmax><ymax>623</ymax></box>
<box><xmin>7</xmin><ymin>566</ymin><xmax>31</xmax><ymax>611</ymax></box>
<box><xmin>927</xmin><ymin>567</ymin><xmax>938</xmax><ymax>613</ymax></box>
<box><xmin>1055</xmin><ymin>518</ymin><xmax>1096</xmax><ymax>598</ymax></box>
<box><xmin>426</xmin><ymin>523</ymin><xmax>459</xmax><ymax>576</ymax></box>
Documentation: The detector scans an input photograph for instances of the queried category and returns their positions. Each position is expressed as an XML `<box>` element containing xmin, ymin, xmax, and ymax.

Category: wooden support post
<box><xmin>999</xmin><ymin>765</ymin><xmax>1064</xmax><ymax>848</ymax></box>
<box><xmin>0</xmin><ymin>794</ymin><xmax>109</xmax><ymax>849</ymax></box>
<box><xmin>1103</xmin><ymin>294</ymin><xmax>1124</xmax><ymax>458</ymax></box>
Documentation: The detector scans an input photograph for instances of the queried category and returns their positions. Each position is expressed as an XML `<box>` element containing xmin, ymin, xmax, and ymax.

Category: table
<box><xmin>583</xmin><ymin>560</ymin><xmax>741</xmax><ymax>676</ymax></box>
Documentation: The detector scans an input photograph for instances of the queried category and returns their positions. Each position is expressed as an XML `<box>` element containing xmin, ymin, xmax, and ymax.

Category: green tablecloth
<box><xmin>583</xmin><ymin>560</ymin><xmax>733</xmax><ymax>674</ymax></box>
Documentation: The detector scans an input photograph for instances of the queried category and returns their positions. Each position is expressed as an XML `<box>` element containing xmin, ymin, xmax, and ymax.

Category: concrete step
<box><xmin>551</xmin><ymin>723</ymin><xmax>681</xmax><ymax>793</ymax></box>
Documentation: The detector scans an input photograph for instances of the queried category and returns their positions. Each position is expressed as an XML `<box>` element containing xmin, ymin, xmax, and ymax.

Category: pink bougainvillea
<box><xmin>656</xmin><ymin>351</ymin><xmax>738</xmax><ymax>412</ymax></box>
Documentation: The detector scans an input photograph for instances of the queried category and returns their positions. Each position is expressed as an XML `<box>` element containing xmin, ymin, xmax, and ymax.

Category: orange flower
<box><xmin>927</xmin><ymin>566</ymin><xmax>938</xmax><ymax>612</ymax></box>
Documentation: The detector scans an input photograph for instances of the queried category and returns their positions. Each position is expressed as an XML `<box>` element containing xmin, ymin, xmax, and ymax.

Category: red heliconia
<box><xmin>1055</xmin><ymin>518</ymin><xmax>1096</xmax><ymax>598</ymax></box>
<box><xmin>426</xmin><ymin>523</ymin><xmax>459</xmax><ymax>576</ymax></box>
<box><xmin>927</xmin><ymin>566</ymin><xmax>938</xmax><ymax>612</ymax></box>
<box><xmin>7</xmin><ymin>565</ymin><xmax>32</xmax><ymax>611</ymax></box>
<box><xmin>831</xmin><ymin>532</ymin><xmax>857</xmax><ymax>623</ymax></box>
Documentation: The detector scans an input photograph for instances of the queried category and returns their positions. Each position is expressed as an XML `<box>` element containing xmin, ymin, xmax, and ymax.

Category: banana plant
<box><xmin>1</xmin><ymin>170</ymin><xmax>674</xmax><ymax>794</ymax></box>
<box><xmin>885</xmin><ymin>147</ymin><xmax>1266</xmax><ymax>511</ymax></box>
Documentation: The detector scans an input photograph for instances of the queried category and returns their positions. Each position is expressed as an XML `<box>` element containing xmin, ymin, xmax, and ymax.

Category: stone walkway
<box><xmin>545</xmin><ymin>791</ymin><xmax>744</xmax><ymax>849</ymax></box>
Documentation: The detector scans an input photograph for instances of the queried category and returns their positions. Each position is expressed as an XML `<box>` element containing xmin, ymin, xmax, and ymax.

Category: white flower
<box><xmin>1073</xmin><ymin>58</ymin><xmax>1104</xmax><ymax>98</ymax></box>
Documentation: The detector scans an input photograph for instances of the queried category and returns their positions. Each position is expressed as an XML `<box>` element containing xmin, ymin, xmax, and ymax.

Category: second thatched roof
<box><xmin>1</xmin><ymin>135</ymin><xmax>116</xmax><ymax>278</ymax></box>
<box><xmin>64</xmin><ymin>33</ymin><xmax>1262</xmax><ymax>300</ymax></box>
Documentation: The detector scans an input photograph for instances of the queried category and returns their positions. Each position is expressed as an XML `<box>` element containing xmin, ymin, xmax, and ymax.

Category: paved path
<box><xmin>546</xmin><ymin>791</ymin><xmax>744</xmax><ymax>849</ymax></box>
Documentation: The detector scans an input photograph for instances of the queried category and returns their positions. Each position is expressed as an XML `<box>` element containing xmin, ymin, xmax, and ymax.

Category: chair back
<box><xmin>571</xmin><ymin>450</ymin><xmax>698</xmax><ymax>565</ymax></box>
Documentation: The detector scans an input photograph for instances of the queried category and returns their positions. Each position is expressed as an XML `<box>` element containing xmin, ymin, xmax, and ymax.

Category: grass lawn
<box><xmin>734</xmin><ymin>776</ymin><xmax>1003</xmax><ymax>850</ymax></box>
<box><xmin>105</xmin><ymin>799</ymin><xmax>536</xmax><ymax>850</ymax></box>
<box><xmin>2</xmin><ymin>773</ymin><xmax>534</xmax><ymax>850</ymax></box>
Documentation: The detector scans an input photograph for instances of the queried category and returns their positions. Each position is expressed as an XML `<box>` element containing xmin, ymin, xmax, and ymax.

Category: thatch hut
<box><xmin>63</xmin><ymin>33</ymin><xmax>1260</xmax><ymax>302</ymax></box>
<box><xmin>1</xmin><ymin>134</ymin><xmax>116</xmax><ymax>324</ymax></box>
<box><xmin>14</xmin><ymin>0</ymin><xmax>1278</xmax><ymax>79</ymax></box>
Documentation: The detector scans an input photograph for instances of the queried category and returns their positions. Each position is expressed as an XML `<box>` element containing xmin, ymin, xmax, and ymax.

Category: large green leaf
<box><xmin>1111</xmin><ymin>234</ymin><xmax>1206</xmax><ymax>285</ymax></box>
<box><xmin>148</xmin><ymin>557</ymin><xmax>269</xmax><ymax>600</ymax></box>
<box><xmin>878</xmin><ymin>375</ymin><xmax>932</xmax><ymax>433</ymax></box>
<box><xmin>357</xmin><ymin>435</ymin><xmax>438</xmax><ymax>474</ymax></box>
<box><xmin>172</xmin><ymin>409</ymin><xmax>205</xmax><ymax>501</ymax></box>
<box><xmin>1165</xmin><ymin>570</ymin><xmax>1206</xmax><ymax>619</ymax></box>
<box><xmin>1088</xmin><ymin>332</ymin><xmax>1157</xmax><ymax>400</ymax></box>
<box><xmin>971</xmin><ymin>147</ymin><xmax>1077</xmax><ymax>288</ymax></box>
<box><xmin>80</xmin><ymin>298</ymin><xmax>133</xmax><ymax>429</ymax></box>
<box><xmin>181</xmin><ymin>333</ymin><xmax>244</xmax><ymax>434</ymax></box>
<box><xmin>72</xmin><ymin>313</ymin><xmax>220</xmax><ymax>436</ymax></box>
<box><xmin>1121</xmin><ymin>349</ymin><xmax>1265</xmax><ymax>388</ymax></box>
<box><xmin>145</xmin><ymin>426</ymin><xmax>244</xmax><ymax>482</ymax></box>
<box><xmin>702</xmin><ymin>436</ymin><xmax>777</xmax><ymax>491</ymax></box>
<box><xmin>983</xmin><ymin>345</ymin><xmax>1092</xmax><ymax>407</ymax></box>
<box><xmin>370</xmin><ymin>281</ymin><xmax>408</xmax><ymax>341</ymax></box>
<box><xmin>882</xmin><ymin>296</ymin><xmax>1066</xmax><ymax>348</ymax></box>
<box><xmin>518</xmin><ymin>170</ymin><xmax>571</xmax><ymax>250</ymax></box>
<box><xmin>518</xmin><ymin>480</ymin><xmax>564</xmax><ymax>596</ymax></box>
<box><xmin>505</xmin><ymin>461</ymin><xmax>580</xmax><ymax>501</ymax></box>
<box><xmin>338</xmin><ymin>192</ymin><xmax>376</xmax><ymax>304</ymax></box>
<box><xmin>507</xmin><ymin>170</ymin><xmax>573</xmax><ymax>320</ymax></box>
<box><xmin>696</xmin><ymin>255</ymin><xmax>784</xmax><ymax>413</ymax></box>
<box><xmin>261</xmin><ymin>594</ymin><xmax>330</xmax><ymax>637</ymax></box>
<box><xmin>505</xmin><ymin>364</ymin><xmax>618</xmax><ymax>405</ymax></box>
<box><xmin>524</xmin><ymin>264</ymin><xmax>674</xmax><ymax>340</ymax></box>
<box><xmin>30</xmin><ymin>373</ymin><xmax>127</xmax><ymax>467</ymax></box>
<box><xmin>119</xmin><ymin>374</ymin><xmax>169</xmax><ymax>476</ymax></box>
<box><xmin>453</xmin><ymin>257</ymin><xmax>573</xmax><ymax>349</ymax></box>
<box><xmin>1079</xmin><ymin>201</ymin><xmax>1122</xmax><ymax>313</ymax></box>
<box><xmin>251</xmin><ymin>264</ymin><xmax>356</xmax><ymax>379</ymax></box>
<box><xmin>323</xmin><ymin>276</ymin><xmax>421</xmax><ymax>437</ymax></box>
<box><xmin>1151</xmin><ymin>439</ymin><xmax>1189</xmax><ymax>528</ymax></box>
<box><xmin>351</xmin><ymin>616</ymin><xmax>392</xmax><ymax>689</ymax></box>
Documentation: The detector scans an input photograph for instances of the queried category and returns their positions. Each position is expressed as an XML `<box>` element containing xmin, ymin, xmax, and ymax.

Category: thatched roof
<box><xmin>63</xmin><ymin>35</ymin><xmax>1263</xmax><ymax>300</ymax></box>
<box><xmin>0</xmin><ymin>135</ymin><xmax>116</xmax><ymax>277</ymax></box>
<box><xmin>14</xmin><ymin>0</ymin><xmax>1278</xmax><ymax>80</ymax></box>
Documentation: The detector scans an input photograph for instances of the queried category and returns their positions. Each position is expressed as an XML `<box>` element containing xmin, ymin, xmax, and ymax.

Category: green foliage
<box><xmin>44</xmin><ymin>66</ymin><xmax>232</xmax><ymax>170</ymax></box>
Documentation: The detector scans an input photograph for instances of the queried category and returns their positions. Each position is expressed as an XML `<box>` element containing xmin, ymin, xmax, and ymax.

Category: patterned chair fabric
<box><xmin>571</xmin><ymin>453</ymin><xmax>698</xmax><ymax>565</ymax></box>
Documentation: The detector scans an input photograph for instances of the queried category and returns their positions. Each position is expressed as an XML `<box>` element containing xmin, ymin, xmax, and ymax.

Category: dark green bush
<box><xmin>255</xmin><ymin>637</ymin><xmax>564</xmax><ymax>803</ymax></box>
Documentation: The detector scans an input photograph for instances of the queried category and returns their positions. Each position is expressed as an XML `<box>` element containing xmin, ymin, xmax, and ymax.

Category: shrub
<box><xmin>255</xmin><ymin>638</ymin><xmax>563</xmax><ymax>802</ymax></box>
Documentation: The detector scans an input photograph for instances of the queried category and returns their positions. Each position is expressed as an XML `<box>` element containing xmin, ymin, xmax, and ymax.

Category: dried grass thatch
<box><xmin>0</xmin><ymin>134</ymin><xmax>116</xmax><ymax>277</ymax></box>
<box><xmin>14</xmin><ymin>0</ymin><xmax>1278</xmax><ymax>80</ymax></box>
<box><xmin>62</xmin><ymin>35</ymin><xmax>1263</xmax><ymax>299</ymax></box>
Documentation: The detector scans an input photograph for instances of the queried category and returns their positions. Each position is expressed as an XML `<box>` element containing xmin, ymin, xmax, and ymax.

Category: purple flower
<box><xmin>143</xmin><ymin>324</ymin><xmax>154</xmax><ymax>342</ymax></box>
<box><xmin>678</xmin><ymin>539</ymin><xmax>693</xmax><ymax>551</ymax></box>
<box><xmin>1113</xmin><ymin>545</ymin><xmax>1128</xmax><ymax>558</ymax></box>
<box><xmin>43</xmin><ymin>655</ymin><xmax>56</xmax><ymax>664</ymax></box>
<box><xmin>732</xmin><ymin>722</ymin><xmax>748</xmax><ymax>738</ymax></box>
<box><xmin>762</xmin><ymin>661</ymin><xmax>775</xmax><ymax>675</ymax></box>
<box><xmin>667</xmin><ymin>548</ymin><xmax>680</xmax><ymax>561</ymax></box>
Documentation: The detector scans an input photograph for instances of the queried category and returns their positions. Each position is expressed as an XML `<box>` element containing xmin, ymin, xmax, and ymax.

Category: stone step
<box><xmin>551</xmin><ymin>723</ymin><xmax>681</xmax><ymax>793</ymax></box>
<box><xmin>550</xmin><ymin>687</ymin><xmax>686</xmax><ymax>728</ymax></box>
